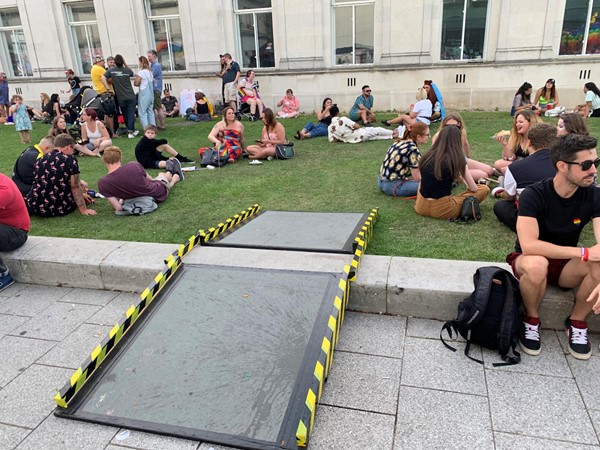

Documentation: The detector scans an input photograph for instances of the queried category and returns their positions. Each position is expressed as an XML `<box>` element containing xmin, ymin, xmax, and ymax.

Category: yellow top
<box><xmin>90</xmin><ymin>64</ymin><xmax>108</xmax><ymax>95</ymax></box>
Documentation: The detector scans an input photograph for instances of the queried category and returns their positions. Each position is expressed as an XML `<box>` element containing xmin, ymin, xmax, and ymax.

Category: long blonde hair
<box><xmin>509</xmin><ymin>110</ymin><xmax>542</xmax><ymax>154</ymax></box>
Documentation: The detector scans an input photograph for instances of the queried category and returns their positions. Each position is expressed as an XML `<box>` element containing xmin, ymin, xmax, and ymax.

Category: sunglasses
<box><xmin>563</xmin><ymin>158</ymin><xmax>600</xmax><ymax>171</ymax></box>
<box><xmin>364</xmin><ymin>89</ymin><xmax>372</xmax><ymax>93</ymax></box>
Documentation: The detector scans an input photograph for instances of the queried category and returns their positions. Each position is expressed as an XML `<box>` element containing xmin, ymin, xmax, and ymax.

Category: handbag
<box><xmin>199</xmin><ymin>147</ymin><xmax>228</xmax><ymax>168</ymax></box>
<box><xmin>275</xmin><ymin>142</ymin><xmax>295</xmax><ymax>160</ymax></box>
<box><xmin>451</xmin><ymin>196</ymin><xmax>481</xmax><ymax>224</ymax></box>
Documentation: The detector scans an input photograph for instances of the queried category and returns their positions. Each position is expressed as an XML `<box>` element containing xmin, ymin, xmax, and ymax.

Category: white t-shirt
<box><xmin>328</xmin><ymin>116</ymin><xmax>365</xmax><ymax>143</ymax></box>
<box><xmin>137</xmin><ymin>69</ymin><xmax>153</xmax><ymax>91</ymax></box>
<box><xmin>585</xmin><ymin>90</ymin><xmax>600</xmax><ymax>111</ymax></box>
<box><xmin>413</xmin><ymin>99</ymin><xmax>432</xmax><ymax>125</ymax></box>
<box><xmin>503</xmin><ymin>167</ymin><xmax>518</xmax><ymax>197</ymax></box>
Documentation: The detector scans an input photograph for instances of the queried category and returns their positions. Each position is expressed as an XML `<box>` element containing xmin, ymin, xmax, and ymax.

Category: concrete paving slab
<box><xmin>14</xmin><ymin>237</ymin><xmax>124</xmax><ymax>289</ymax></box>
<box><xmin>336</xmin><ymin>311</ymin><xmax>405</xmax><ymax>358</ymax></box>
<box><xmin>15</xmin><ymin>302</ymin><xmax>100</xmax><ymax>341</ymax></box>
<box><xmin>401</xmin><ymin>336</ymin><xmax>487</xmax><ymax>395</ymax></box>
<box><xmin>0</xmin><ymin>282</ymin><xmax>27</xmax><ymax>298</ymax></box>
<box><xmin>37</xmin><ymin>323</ymin><xmax>113</xmax><ymax>369</ymax></box>
<box><xmin>185</xmin><ymin>246</ymin><xmax>352</xmax><ymax>274</ymax></box>
<box><xmin>15</xmin><ymin>414</ymin><xmax>118</xmax><ymax>450</ymax></box>
<box><xmin>319</xmin><ymin>351</ymin><xmax>400</xmax><ymax>415</ymax></box>
<box><xmin>85</xmin><ymin>291</ymin><xmax>140</xmax><ymax>326</ymax></box>
<box><xmin>568</xmin><ymin>357</ymin><xmax>600</xmax><ymax>411</ymax></box>
<box><xmin>482</xmin><ymin>330</ymin><xmax>572</xmax><ymax>378</ymax></box>
<box><xmin>197</xmin><ymin>444</ymin><xmax>241</xmax><ymax>450</ymax></box>
<box><xmin>407</xmin><ymin>317</ymin><xmax>465</xmax><ymax>341</ymax></box>
<box><xmin>0</xmin><ymin>423</ymin><xmax>29</xmax><ymax>449</ymax></box>
<box><xmin>55</xmin><ymin>287</ymin><xmax>120</xmax><ymax>306</ymax></box>
<box><xmin>494</xmin><ymin>432</ymin><xmax>600</xmax><ymax>449</ymax></box>
<box><xmin>100</xmin><ymin>241</ymin><xmax>176</xmax><ymax>292</ymax></box>
<box><xmin>0</xmin><ymin>285</ymin><xmax>71</xmax><ymax>316</ymax></box>
<box><xmin>0</xmin><ymin>314</ymin><xmax>28</xmax><ymax>337</ymax></box>
<box><xmin>109</xmin><ymin>428</ymin><xmax>200</xmax><ymax>450</ymax></box>
<box><xmin>308</xmin><ymin>405</ymin><xmax>395</xmax><ymax>450</ymax></box>
<box><xmin>0</xmin><ymin>364</ymin><xmax>72</xmax><ymax>428</ymax></box>
<box><xmin>0</xmin><ymin>336</ymin><xmax>56</xmax><ymax>387</ymax></box>
<box><xmin>395</xmin><ymin>385</ymin><xmax>494</xmax><ymax>449</ymax></box>
<box><xmin>487</xmin><ymin>370</ymin><xmax>597</xmax><ymax>444</ymax></box>
<box><xmin>348</xmin><ymin>255</ymin><xmax>390</xmax><ymax>313</ymax></box>
<box><xmin>588</xmin><ymin>409</ymin><xmax>600</xmax><ymax>444</ymax></box>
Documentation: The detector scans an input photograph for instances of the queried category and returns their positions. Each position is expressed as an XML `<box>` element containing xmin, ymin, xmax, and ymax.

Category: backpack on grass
<box><xmin>115</xmin><ymin>196</ymin><xmax>158</xmax><ymax>216</ymax></box>
<box><xmin>440</xmin><ymin>266</ymin><xmax>522</xmax><ymax>367</ymax></box>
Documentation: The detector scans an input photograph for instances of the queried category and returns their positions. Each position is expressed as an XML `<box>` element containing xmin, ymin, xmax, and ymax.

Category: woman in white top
<box><xmin>382</xmin><ymin>88</ymin><xmax>432</xmax><ymax>127</ymax></box>
<box><xmin>575</xmin><ymin>82</ymin><xmax>600</xmax><ymax>118</ymax></box>
<box><xmin>75</xmin><ymin>108</ymin><xmax>112</xmax><ymax>156</ymax></box>
<box><xmin>134</xmin><ymin>56</ymin><xmax>155</xmax><ymax>127</ymax></box>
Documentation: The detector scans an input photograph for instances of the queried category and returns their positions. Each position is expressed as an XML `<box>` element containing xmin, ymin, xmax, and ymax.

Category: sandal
<box><xmin>294</xmin><ymin>131</ymin><xmax>302</xmax><ymax>140</ymax></box>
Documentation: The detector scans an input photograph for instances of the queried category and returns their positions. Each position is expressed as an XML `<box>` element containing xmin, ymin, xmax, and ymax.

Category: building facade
<box><xmin>1</xmin><ymin>0</ymin><xmax>600</xmax><ymax>113</ymax></box>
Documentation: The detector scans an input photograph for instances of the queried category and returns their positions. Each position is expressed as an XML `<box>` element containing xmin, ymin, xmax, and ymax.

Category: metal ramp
<box><xmin>54</xmin><ymin>205</ymin><xmax>377</xmax><ymax>449</ymax></box>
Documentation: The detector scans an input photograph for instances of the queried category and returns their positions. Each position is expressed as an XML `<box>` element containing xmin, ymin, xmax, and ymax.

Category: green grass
<box><xmin>2</xmin><ymin>112</ymin><xmax>599</xmax><ymax>262</ymax></box>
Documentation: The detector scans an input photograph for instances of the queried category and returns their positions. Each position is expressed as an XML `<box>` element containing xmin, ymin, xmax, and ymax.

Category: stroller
<box><xmin>64</xmin><ymin>86</ymin><xmax>101</xmax><ymax>124</ymax></box>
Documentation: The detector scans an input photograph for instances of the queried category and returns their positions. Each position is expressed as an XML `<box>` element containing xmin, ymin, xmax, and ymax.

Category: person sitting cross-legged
<box><xmin>134</xmin><ymin>124</ymin><xmax>193</xmax><ymax>170</ymax></box>
<box><xmin>12</xmin><ymin>136</ymin><xmax>55</xmax><ymax>197</ymax></box>
<box><xmin>507</xmin><ymin>133</ymin><xmax>600</xmax><ymax>360</ymax></box>
<box><xmin>98</xmin><ymin>146</ymin><xmax>183</xmax><ymax>213</ymax></box>
<box><xmin>493</xmin><ymin>122</ymin><xmax>557</xmax><ymax>232</ymax></box>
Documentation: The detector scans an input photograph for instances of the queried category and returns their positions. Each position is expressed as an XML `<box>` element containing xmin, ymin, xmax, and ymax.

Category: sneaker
<box><xmin>519</xmin><ymin>317</ymin><xmax>541</xmax><ymax>356</ymax></box>
<box><xmin>169</xmin><ymin>158</ymin><xmax>185</xmax><ymax>181</ymax></box>
<box><xmin>132</xmin><ymin>130</ymin><xmax>139</xmax><ymax>137</ymax></box>
<box><xmin>128</xmin><ymin>133</ymin><xmax>135</xmax><ymax>139</ymax></box>
<box><xmin>267</xmin><ymin>156</ymin><xmax>274</xmax><ymax>161</ymax></box>
<box><xmin>0</xmin><ymin>272</ymin><xmax>14</xmax><ymax>293</ymax></box>
<box><xmin>565</xmin><ymin>317</ymin><xmax>592</xmax><ymax>360</ymax></box>
<box><xmin>381</xmin><ymin>120</ymin><xmax>390</xmax><ymax>126</ymax></box>
<box><xmin>492</xmin><ymin>186</ymin><xmax>505</xmax><ymax>198</ymax></box>
<box><xmin>249</xmin><ymin>159</ymin><xmax>262</xmax><ymax>165</ymax></box>
<box><xmin>175</xmin><ymin>154</ymin><xmax>194</xmax><ymax>163</ymax></box>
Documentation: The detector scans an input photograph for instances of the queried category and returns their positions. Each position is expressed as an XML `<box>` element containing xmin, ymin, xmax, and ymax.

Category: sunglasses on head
<box><xmin>563</xmin><ymin>158</ymin><xmax>600</xmax><ymax>171</ymax></box>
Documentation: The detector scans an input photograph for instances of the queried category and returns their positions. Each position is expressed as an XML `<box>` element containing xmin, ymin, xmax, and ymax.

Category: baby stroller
<box><xmin>64</xmin><ymin>86</ymin><xmax>101</xmax><ymax>123</ymax></box>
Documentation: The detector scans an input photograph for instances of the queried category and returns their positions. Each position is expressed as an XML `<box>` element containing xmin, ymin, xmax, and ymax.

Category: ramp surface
<box><xmin>205</xmin><ymin>211</ymin><xmax>368</xmax><ymax>253</ymax></box>
<box><xmin>57</xmin><ymin>264</ymin><xmax>343</xmax><ymax>449</ymax></box>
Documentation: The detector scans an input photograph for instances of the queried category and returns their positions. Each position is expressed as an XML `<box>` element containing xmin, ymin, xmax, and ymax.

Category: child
<box><xmin>10</xmin><ymin>95</ymin><xmax>32</xmax><ymax>144</ymax></box>
<box><xmin>134</xmin><ymin>124</ymin><xmax>193</xmax><ymax>169</ymax></box>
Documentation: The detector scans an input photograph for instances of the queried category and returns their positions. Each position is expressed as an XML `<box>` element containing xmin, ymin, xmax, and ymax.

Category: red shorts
<box><xmin>506</xmin><ymin>252</ymin><xmax>570</xmax><ymax>287</ymax></box>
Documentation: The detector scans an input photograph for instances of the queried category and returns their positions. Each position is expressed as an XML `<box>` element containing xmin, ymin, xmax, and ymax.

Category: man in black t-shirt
<box><xmin>161</xmin><ymin>89</ymin><xmax>179</xmax><ymax>117</ymax></box>
<box><xmin>493</xmin><ymin>123</ymin><xmax>557</xmax><ymax>231</ymax></box>
<box><xmin>12</xmin><ymin>137</ymin><xmax>55</xmax><ymax>196</ymax></box>
<box><xmin>506</xmin><ymin>134</ymin><xmax>600</xmax><ymax>360</ymax></box>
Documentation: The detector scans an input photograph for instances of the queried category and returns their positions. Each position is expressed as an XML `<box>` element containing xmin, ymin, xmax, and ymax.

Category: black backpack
<box><xmin>441</xmin><ymin>266</ymin><xmax>522</xmax><ymax>367</ymax></box>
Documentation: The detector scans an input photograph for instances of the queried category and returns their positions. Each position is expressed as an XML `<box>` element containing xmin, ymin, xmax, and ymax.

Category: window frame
<box><xmin>559</xmin><ymin>0</ymin><xmax>600</xmax><ymax>56</ymax></box>
<box><xmin>144</xmin><ymin>0</ymin><xmax>186</xmax><ymax>72</ymax></box>
<box><xmin>331</xmin><ymin>0</ymin><xmax>375</xmax><ymax>66</ymax></box>
<box><xmin>63</xmin><ymin>0</ymin><xmax>101</xmax><ymax>75</ymax></box>
<box><xmin>0</xmin><ymin>7</ymin><xmax>32</xmax><ymax>77</ymax></box>
<box><xmin>439</xmin><ymin>0</ymin><xmax>489</xmax><ymax>62</ymax></box>
<box><xmin>233</xmin><ymin>0</ymin><xmax>274</xmax><ymax>69</ymax></box>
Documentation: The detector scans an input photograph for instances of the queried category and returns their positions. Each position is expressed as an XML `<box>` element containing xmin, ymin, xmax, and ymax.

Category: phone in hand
<box><xmin>255</xmin><ymin>139</ymin><xmax>263</xmax><ymax>144</ymax></box>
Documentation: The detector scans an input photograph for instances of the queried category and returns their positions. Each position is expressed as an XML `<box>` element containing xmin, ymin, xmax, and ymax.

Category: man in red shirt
<box><xmin>0</xmin><ymin>173</ymin><xmax>30</xmax><ymax>291</ymax></box>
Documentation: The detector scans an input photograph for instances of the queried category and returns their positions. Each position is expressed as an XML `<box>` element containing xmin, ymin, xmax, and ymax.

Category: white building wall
<box><xmin>0</xmin><ymin>0</ymin><xmax>598</xmax><ymax>114</ymax></box>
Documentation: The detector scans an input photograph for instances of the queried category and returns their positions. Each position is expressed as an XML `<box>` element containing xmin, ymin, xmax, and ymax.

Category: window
<box><xmin>332</xmin><ymin>0</ymin><xmax>374</xmax><ymax>65</ymax></box>
<box><xmin>440</xmin><ymin>0</ymin><xmax>488</xmax><ymax>61</ymax></box>
<box><xmin>0</xmin><ymin>8</ymin><xmax>32</xmax><ymax>77</ymax></box>
<box><xmin>560</xmin><ymin>0</ymin><xmax>600</xmax><ymax>55</ymax></box>
<box><xmin>65</xmin><ymin>1</ymin><xmax>101</xmax><ymax>75</ymax></box>
<box><xmin>234</xmin><ymin>0</ymin><xmax>274</xmax><ymax>68</ymax></box>
<box><xmin>145</xmin><ymin>0</ymin><xmax>185</xmax><ymax>71</ymax></box>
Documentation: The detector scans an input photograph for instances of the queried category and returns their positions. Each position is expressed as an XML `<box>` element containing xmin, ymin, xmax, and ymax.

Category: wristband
<box><xmin>581</xmin><ymin>247</ymin><xmax>589</xmax><ymax>262</ymax></box>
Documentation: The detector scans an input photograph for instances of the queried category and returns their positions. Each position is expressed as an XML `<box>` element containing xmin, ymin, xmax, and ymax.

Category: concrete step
<box><xmin>1</xmin><ymin>236</ymin><xmax>594</xmax><ymax>332</ymax></box>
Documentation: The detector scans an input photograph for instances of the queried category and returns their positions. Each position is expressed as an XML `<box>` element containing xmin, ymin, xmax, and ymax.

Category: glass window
<box><xmin>0</xmin><ymin>7</ymin><xmax>32</xmax><ymax>77</ymax></box>
<box><xmin>440</xmin><ymin>0</ymin><xmax>488</xmax><ymax>61</ymax></box>
<box><xmin>65</xmin><ymin>1</ymin><xmax>101</xmax><ymax>75</ymax></box>
<box><xmin>234</xmin><ymin>0</ymin><xmax>274</xmax><ymax>68</ymax></box>
<box><xmin>333</xmin><ymin>1</ymin><xmax>374</xmax><ymax>65</ymax></box>
<box><xmin>560</xmin><ymin>0</ymin><xmax>600</xmax><ymax>55</ymax></box>
<box><xmin>146</xmin><ymin>0</ymin><xmax>186</xmax><ymax>71</ymax></box>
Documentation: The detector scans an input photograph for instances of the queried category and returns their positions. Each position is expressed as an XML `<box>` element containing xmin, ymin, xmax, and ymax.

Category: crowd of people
<box><xmin>3</xmin><ymin>58</ymin><xmax>600</xmax><ymax>363</ymax></box>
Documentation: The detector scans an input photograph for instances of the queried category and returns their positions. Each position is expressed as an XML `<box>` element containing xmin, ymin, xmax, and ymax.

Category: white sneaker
<box><xmin>128</xmin><ymin>133</ymin><xmax>135</xmax><ymax>139</ymax></box>
<box><xmin>132</xmin><ymin>130</ymin><xmax>139</xmax><ymax>137</ymax></box>
<box><xmin>249</xmin><ymin>160</ymin><xmax>262</xmax><ymax>165</ymax></box>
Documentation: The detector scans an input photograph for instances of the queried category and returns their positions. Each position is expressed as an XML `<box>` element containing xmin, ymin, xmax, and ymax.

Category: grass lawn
<box><xmin>2</xmin><ymin>111</ymin><xmax>599</xmax><ymax>262</ymax></box>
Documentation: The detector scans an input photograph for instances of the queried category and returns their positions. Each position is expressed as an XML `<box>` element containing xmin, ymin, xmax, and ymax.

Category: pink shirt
<box><xmin>279</xmin><ymin>96</ymin><xmax>299</xmax><ymax>114</ymax></box>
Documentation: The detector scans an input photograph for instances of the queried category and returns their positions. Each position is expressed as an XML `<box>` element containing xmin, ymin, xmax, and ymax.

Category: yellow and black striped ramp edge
<box><xmin>349</xmin><ymin>208</ymin><xmax>378</xmax><ymax>282</ymax></box>
<box><xmin>199</xmin><ymin>203</ymin><xmax>261</xmax><ymax>244</ymax></box>
<box><xmin>54</xmin><ymin>254</ymin><xmax>183</xmax><ymax>409</ymax></box>
<box><xmin>296</xmin><ymin>265</ymin><xmax>351</xmax><ymax>448</ymax></box>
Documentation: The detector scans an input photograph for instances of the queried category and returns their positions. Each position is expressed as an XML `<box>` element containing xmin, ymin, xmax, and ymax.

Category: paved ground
<box><xmin>2</xmin><ymin>282</ymin><xmax>600</xmax><ymax>449</ymax></box>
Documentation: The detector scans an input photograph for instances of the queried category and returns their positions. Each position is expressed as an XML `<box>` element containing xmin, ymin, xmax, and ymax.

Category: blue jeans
<box><xmin>138</xmin><ymin>86</ymin><xmax>155</xmax><ymax>128</ymax></box>
<box><xmin>378</xmin><ymin>178</ymin><xmax>419</xmax><ymax>197</ymax></box>
<box><xmin>120</xmin><ymin>97</ymin><xmax>137</xmax><ymax>132</ymax></box>
<box><xmin>0</xmin><ymin>224</ymin><xmax>27</xmax><ymax>274</ymax></box>
<box><xmin>303</xmin><ymin>121</ymin><xmax>328</xmax><ymax>137</ymax></box>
